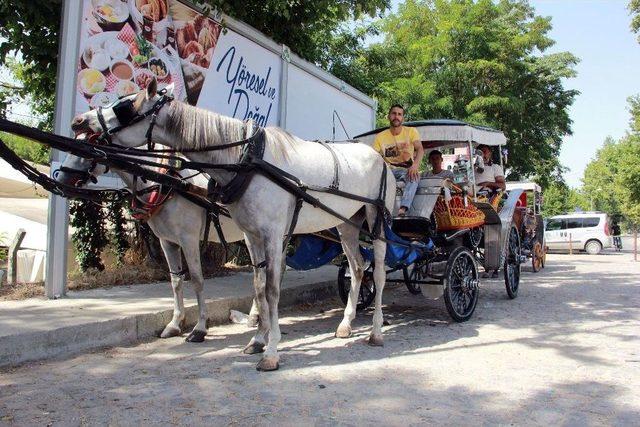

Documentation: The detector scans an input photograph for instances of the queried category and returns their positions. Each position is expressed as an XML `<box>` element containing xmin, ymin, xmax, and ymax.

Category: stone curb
<box><xmin>0</xmin><ymin>279</ymin><xmax>337</xmax><ymax>368</ymax></box>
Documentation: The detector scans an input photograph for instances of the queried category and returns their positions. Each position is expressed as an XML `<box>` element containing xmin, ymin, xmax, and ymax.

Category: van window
<box><xmin>566</xmin><ymin>218</ymin><xmax>583</xmax><ymax>229</ymax></box>
<box><xmin>546</xmin><ymin>218</ymin><xmax>565</xmax><ymax>231</ymax></box>
<box><xmin>582</xmin><ymin>217</ymin><xmax>600</xmax><ymax>227</ymax></box>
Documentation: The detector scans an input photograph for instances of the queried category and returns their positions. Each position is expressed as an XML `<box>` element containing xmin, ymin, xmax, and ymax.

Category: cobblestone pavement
<box><xmin>1</xmin><ymin>253</ymin><xmax>639</xmax><ymax>426</ymax></box>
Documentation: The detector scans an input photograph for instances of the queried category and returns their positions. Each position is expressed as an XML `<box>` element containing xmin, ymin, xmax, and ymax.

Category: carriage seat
<box><xmin>391</xmin><ymin>216</ymin><xmax>433</xmax><ymax>241</ymax></box>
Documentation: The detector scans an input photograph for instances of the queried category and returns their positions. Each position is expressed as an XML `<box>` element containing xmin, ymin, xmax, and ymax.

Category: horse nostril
<box><xmin>71</xmin><ymin>116</ymin><xmax>85</xmax><ymax>129</ymax></box>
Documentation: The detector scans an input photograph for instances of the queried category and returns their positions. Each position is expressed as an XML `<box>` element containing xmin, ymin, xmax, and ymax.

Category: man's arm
<box><xmin>407</xmin><ymin>139</ymin><xmax>424</xmax><ymax>181</ymax></box>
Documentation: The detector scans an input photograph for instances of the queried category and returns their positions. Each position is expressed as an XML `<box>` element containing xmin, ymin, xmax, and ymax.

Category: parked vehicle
<box><xmin>544</xmin><ymin>212</ymin><xmax>612</xmax><ymax>254</ymax></box>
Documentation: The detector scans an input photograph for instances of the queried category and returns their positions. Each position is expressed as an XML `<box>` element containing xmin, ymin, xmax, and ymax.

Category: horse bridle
<box><xmin>54</xmin><ymin>93</ymin><xmax>173</xmax><ymax>186</ymax></box>
<box><xmin>95</xmin><ymin>92</ymin><xmax>174</xmax><ymax>148</ymax></box>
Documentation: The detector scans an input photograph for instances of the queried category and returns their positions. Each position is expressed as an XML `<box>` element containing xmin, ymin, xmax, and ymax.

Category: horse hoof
<box><xmin>160</xmin><ymin>326</ymin><xmax>181</xmax><ymax>339</ymax></box>
<box><xmin>367</xmin><ymin>334</ymin><xmax>384</xmax><ymax>347</ymax></box>
<box><xmin>185</xmin><ymin>329</ymin><xmax>207</xmax><ymax>343</ymax></box>
<box><xmin>256</xmin><ymin>357</ymin><xmax>279</xmax><ymax>371</ymax></box>
<box><xmin>243</xmin><ymin>342</ymin><xmax>265</xmax><ymax>354</ymax></box>
<box><xmin>335</xmin><ymin>324</ymin><xmax>352</xmax><ymax>339</ymax></box>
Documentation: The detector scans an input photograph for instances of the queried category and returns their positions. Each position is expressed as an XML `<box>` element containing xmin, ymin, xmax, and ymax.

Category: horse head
<box><xmin>70</xmin><ymin>78</ymin><xmax>174</xmax><ymax>149</ymax></box>
<box><xmin>54</xmin><ymin>151</ymin><xmax>109</xmax><ymax>187</ymax></box>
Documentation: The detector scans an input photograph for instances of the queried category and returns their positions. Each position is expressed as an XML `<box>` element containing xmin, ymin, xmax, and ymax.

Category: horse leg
<box><xmin>247</xmin><ymin>298</ymin><xmax>260</xmax><ymax>327</ymax></box>
<box><xmin>182</xmin><ymin>238</ymin><xmax>208</xmax><ymax>343</ymax></box>
<box><xmin>335</xmin><ymin>220</ymin><xmax>365</xmax><ymax>338</ymax></box>
<box><xmin>159</xmin><ymin>239</ymin><xmax>186</xmax><ymax>338</ymax></box>
<box><xmin>242</xmin><ymin>234</ymin><xmax>270</xmax><ymax>355</ymax></box>
<box><xmin>367</xmin><ymin>208</ymin><xmax>387</xmax><ymax>347</ymax></box>
<box><xmin>256</xmin><ymin>233</ymin><xmax>285</xmax><ymax>371</ymax></box>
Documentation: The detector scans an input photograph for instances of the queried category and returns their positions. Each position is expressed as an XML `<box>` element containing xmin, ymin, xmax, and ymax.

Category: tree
<box><xmin>337</xmin><ymin>0</ymin><xmax>578</xmax><ymax>186</ymax></box>
<box><xmin>542</xmin><ymin>181</ymin><xmax>588</xmax><ymax>216</ymax></box>
<box><xmin>630</xmin><ymin>0</ymin><xmax>640</xmax><ymax>42</ymax></box>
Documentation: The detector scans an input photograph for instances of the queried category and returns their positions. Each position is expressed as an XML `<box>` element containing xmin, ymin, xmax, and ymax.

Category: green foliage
<box><xmin>105</xmin><ymin>197</ymin><xmax>130</xmax><ymax>266</ymax></box>
<box><xmin>630</xmin><ymin>0</ymin><xmax>640</xmax><ymax>42</ymax></box>
<box><xmin>582</xmin><ymin>134</ymin><xmax>640</xmax><ymax>226</ymax></box>
<box><xmin>338</xmin><ymin>0</ymin><xmax>578</xmax><ymax>184</ymax></box>
<box><xmin>0</xmin><ymin>2</ymin><xmax>61</xmax><ymax>130</ymax></box>
<box><xmin>69</xmin><ymin>200</ymin><xmax>108</xmax><ymax>272</ymax></box>
<box><xmin>542</xmin><ymin>181</ymin><xmax>588</xmax><ymax>216</ymax></box>
<box><xmin>0</xmin><ymin>131</ymin><xmax>50</xmax><ymax>165</ymax></box>
<box><xmin>202</xmin><ymin>0</ymin><xmax>389</xmax><ymax>63</ymax></box>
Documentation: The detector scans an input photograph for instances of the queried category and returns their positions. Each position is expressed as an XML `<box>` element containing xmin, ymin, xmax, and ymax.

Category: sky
<box><xmin>532</xmin><ymin>0</ymin><xmax>640</xmax><ymax>187</ymax></box>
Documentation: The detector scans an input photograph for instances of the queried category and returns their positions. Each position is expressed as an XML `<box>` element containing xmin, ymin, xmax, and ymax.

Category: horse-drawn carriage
<box><xmin>287</xmin><ymin>119</ymin><xmax>525</xmax><ymax>322</ymax></box>
<box><xmin>0</xmin><ymin>85</ymin><xmax>525</xmax><ymax>369</ymax></box>
<box><xmin>506</xmin><ymin>181</ymin><xmax>546</xmax><ymax>272</ymax></box>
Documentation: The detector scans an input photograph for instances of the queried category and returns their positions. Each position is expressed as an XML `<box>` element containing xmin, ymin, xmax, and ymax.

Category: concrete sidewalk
<box><xmin>0</xmin><ymin>266</ymin><xmax>338</xmax><ymax>368</ymax></box>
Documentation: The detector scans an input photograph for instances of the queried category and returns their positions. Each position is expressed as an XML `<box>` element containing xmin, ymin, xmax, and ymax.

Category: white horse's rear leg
<box><xmin>159</xmin><ymin>239</ymin><xmax>185</xmax><ymax>338</ymax></box>
<box><xmin>367</xmin><ymin>207</ymin><xmax>386</xmax><ymax>346</ymax></box>
<box><xmin>335</xmin><ymin>218</ymin><xmax>365</xmax><ymax>338</ymax></box>
<box><xmin>242</xmin><ymin>235</ymin><xmax>270</xmax><ymax>355</ymax></box>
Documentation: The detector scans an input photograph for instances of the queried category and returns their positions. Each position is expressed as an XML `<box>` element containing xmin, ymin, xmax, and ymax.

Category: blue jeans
<box><xmin>393</xmin><ymin>168</ymin><xmax>419</xmax><ymax>210</ymax></box>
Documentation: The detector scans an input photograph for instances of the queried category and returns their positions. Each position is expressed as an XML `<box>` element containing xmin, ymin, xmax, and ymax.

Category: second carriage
<box><xmin>288</xmin><ymin>119</ymin><xmax>525</xmax><ymax>322</ymax></box>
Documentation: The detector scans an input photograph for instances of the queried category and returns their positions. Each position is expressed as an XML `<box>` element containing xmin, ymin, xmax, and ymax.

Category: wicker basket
<box><xmin>434</xmin><ymin>195</ymin><xmax>486</xmax><ymax>231</ymax></box>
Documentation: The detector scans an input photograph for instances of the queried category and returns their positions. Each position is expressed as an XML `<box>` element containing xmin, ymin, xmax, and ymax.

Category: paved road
<box><xmin>1</xmin><ymin>253</ymin><xmax>639</xmax><ymax>425</ymax></box>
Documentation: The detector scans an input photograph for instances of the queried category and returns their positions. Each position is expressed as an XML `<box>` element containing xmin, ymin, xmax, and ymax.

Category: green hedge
<box><xmin>0</xmin><ymin>131</ymin><xmax>50</xmax><ymax>165</ymax></box>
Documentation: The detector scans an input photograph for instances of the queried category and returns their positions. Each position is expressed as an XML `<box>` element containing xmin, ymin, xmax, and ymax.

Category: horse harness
<box><xmin>80</xmin><ymin>93</ymin><xmax>392</xmax><ymax>266</ymax></box>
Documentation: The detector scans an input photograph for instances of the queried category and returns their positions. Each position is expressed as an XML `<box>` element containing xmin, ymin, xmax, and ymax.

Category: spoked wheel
<box><xmin>403</xmin><ymin>266</ymin><xmax>422</xmax><ymax>294</ymax></box>
<box><xmin>443</xmin><ymin>247</ymin><xmax>479</xmax><ymax>322</ymax></box>
<box><xmin>337</xmin><ymin>262</ymin><xmax>375</xmax><ymax>311</ymax></box>
<box><xmin>465</xmin><ymin>226</ymin><xmax>483</xmax><ymax>249</ymax></box>
<box><xmin>532</xmin><ymin>241</ymin><xmax>543</xmax><ymax>272</ymax></box>
<box><xmin>504</xmin><ymin>226</ymin><xmax>521</xmax><ymax>299</ymax></box>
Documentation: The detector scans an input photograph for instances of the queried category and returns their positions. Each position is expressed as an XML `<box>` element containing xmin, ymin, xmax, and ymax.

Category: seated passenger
<box><xmin>373</xmin><ymin>104</ymin><xmax>424</xmax><ymax>216</ymax></box>
<box><xmin>423</xmin><ymin>150</ymin><xmax>454</xmax><ymax>180</ymax></box>
<box><xmin>475</xmin><ymin>144</ymin><xmax>506</xmax><ymax>194</ymax></box>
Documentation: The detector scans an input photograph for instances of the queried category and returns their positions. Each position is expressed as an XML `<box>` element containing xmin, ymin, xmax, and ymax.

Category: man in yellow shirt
<box><xmin>373</xmin><ymin>104</ymin><xmax>425</xmax><ymax>216</ymax></box>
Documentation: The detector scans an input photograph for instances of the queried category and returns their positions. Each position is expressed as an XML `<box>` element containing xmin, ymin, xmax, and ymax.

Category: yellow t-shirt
<box><xmin>373</xmin><ymin>127</ymin><xmax>420</xmax><ymax>168</ymax></box>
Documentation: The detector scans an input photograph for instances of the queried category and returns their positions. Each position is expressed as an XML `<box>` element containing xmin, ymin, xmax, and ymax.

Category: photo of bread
<box><xmin>135</xmin><ymin>0</ymin><xmax>168</xmax><ymax>22</ymax></box>
<box><xmin>173</xmin><ymin>7</ymin><xmax>221</xmax><ymax>69</ymax></box>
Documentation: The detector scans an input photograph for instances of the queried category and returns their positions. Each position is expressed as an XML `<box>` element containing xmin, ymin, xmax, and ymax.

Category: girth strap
<box><xmin>316</xmin><ymin>141</ymin><xmax>341</xmax><ymax>189</ymax></box>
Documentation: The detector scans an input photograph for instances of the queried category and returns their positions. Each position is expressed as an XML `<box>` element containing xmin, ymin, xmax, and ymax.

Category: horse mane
<box><xmin>164</xmin><ymin>101</ymin><xmax>297</xmax><ymax>161</ymax></box>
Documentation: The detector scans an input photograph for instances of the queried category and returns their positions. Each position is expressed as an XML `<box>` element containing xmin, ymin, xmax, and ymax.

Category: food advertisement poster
<box><xmin>76</xmin><ymin>0</ymin><xmax>281</xmax><ymax>127</ymax></box>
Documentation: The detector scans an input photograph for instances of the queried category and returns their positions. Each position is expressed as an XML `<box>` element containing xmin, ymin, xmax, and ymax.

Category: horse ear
<box><xmin>146</xmin><ymin>77</ymin><xmax>158</xmax><ymax>100</ymax></box>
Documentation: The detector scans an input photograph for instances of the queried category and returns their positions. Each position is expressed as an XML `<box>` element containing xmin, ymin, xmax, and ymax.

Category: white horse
<box><xmin>70</xmin><ymin>80</ymin><xmax>395</xmax><ymax>371</ymax></box>
<box><xmin>56</xmin><ymin>153</ymin><xmax>247</xmax><ymax>341</ymax></box>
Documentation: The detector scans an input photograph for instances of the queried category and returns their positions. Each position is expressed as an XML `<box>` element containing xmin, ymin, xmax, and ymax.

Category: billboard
<box><xmin>75</xmin><ymin>0</ymin><xmax>280</xmax><ymax>127</ymax></box>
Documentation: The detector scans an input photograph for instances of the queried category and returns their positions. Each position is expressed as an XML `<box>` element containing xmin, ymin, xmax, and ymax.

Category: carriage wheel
<box><xmin>465</xmin><ymin>226</ymin><xmax>483</xmax><ymax>249</ymax></box>
<box><xmin>532</xmin><ymin>241</ymin><xmax>543</xmax><ymax>272</ymax></box>
<box><xmin>443</xmin><ymin>247</ymin><xmax>479</xmax><ymax>322</ymax></box>
<box><xmin>403</xmin><ymin>266</ymin><xmax>422</xmax><ymax>294</ymax></box>
<box><xmin>504</xmin><ymin>226</ymin><xmax>521</xmax><ymax>299</ymax></box>
<box><xmin>337</xmin><ymin>262</ymin><xmax>375</xmax><ymax>311</ymax></box>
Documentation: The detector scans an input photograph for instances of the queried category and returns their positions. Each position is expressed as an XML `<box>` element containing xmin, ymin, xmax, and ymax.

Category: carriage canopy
<box><xmin>354</xmin><ymin>119</ymin><xmax>507</xmax><ymax>149</ymax></box>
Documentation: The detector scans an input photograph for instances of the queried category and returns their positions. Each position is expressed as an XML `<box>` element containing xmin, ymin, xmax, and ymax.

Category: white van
<box><xmin>545</xmin><ymin>212</ymin><xmax>612</xmax><ymax>254</ymax></box>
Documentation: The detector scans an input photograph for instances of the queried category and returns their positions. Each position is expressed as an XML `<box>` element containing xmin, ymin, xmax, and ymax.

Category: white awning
<box><xmin>355</xmin><ymin>119</ymin><xmax>507</xmax><ymax>148</ymax></box>
<box><xmin>0</xmin><ymin>159</ymin><xmax>48</xmax><ymax>198</ymax></box>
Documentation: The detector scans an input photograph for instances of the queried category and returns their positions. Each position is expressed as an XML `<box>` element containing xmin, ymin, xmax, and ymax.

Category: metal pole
<box><xmin>569</xmin><ymin>233</ymin><xmax>573</xmax><ymax>255</ymax></box>
<box><xmin>45</xmin><ymin>0</ymin><xmax>83</xmax><ymax>298</ymax></box>
<box><xmin>469</xmin><ymin>140</ymin><xmax>477</xmax><ymax>200</ymax></box>
<box><xmin>278</xmin><ymin>44</ymin><xmax>289</xmax><ymax>130</ymax></box>
<box><xmin>634</xmin><ymin>226</ymin><xmax>638</xmax><ymax>262</ymax></box>
<box><xmin>7</xmin><ymin>229</ymin><xmax>26</xmax><ymax>286</ymax></box>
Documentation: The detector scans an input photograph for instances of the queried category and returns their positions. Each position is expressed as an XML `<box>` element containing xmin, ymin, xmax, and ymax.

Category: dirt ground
<box><xmin>1</xmin><ymin>253</ymin><xmax>639</xmax><ymax>425</ymax></box>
